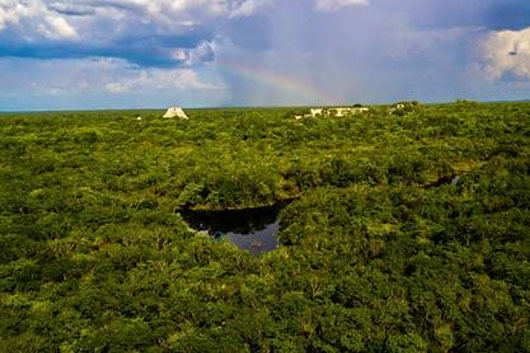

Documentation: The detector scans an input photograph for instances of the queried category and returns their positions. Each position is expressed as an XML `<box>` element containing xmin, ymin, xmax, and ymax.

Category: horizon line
<box><xmin>1</xmin><ymin>99</ymin><xmax>529</xmax><ymax>114</ymax></box>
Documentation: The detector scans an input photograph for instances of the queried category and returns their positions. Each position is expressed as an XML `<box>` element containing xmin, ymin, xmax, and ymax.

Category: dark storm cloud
<box><xmin>0</xmin><ymin>0</ymin><xmax>268</xmax><ymax>68</ymax></box>
<box><xmin>0</xmin><ymin>27</ymin><xmax>215</xmax><ymax>67</ymax></box>
<box><xmin>377</xmin><ymin>0</ymin><xmax>530</xmax><ymax>31</ymax></box>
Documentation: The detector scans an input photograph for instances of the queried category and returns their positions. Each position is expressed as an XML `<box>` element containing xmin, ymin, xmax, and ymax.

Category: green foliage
<box><xmin>0</xmin><ymin>103</ymin><xmax>529</xmax><ymax>352</ymax></box>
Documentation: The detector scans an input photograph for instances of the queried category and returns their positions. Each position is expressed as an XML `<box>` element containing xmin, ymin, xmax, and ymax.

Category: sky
<box><xmin>1</xmin><ymin>0</ymin><xmax>530</xmax><ymax>110</ymax></box>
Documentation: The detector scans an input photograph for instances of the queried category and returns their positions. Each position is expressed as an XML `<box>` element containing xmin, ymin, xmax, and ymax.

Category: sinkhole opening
<box><xmin>179</xmin><ymin>201</ymin><xmax>292</xmax><ymax>255</ymax></box>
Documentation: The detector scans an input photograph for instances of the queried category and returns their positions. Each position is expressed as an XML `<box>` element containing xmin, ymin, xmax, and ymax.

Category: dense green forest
<box><xmin>1</xmin><ymin>102</ymin><xmax>529</xmax><ymax>352</ymax></box>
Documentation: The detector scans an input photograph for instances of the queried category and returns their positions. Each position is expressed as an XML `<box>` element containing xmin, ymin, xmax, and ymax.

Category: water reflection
<box><xmin>180</xmin><ymin>202</ymin><xmax>289</xmax><ymax>255</ymax></box>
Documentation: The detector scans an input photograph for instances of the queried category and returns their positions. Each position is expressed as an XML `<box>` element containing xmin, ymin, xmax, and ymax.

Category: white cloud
<box><xmin>0</xmin><ymin>0</ymin><xmax>269</xmax><ymax>35</ymax></box>
<box><xmin>0</xmin><ymin>56</ymin><xmax>231</xmax><ymax>109</ymax></box>
<box><xmin>0</xmin><ymin>0</ymin><xmax>78</xmax><ymax>40</ymax></box>
<box><xmin>70</xmin><ymin>0</ymin><xmax>264</xmax><ymax>27</ymax></box>
<box><xmin>483</xmin><ymin>26</ymin><xmax>530</xmax><ymax>80</ymax></box>
<box><xmin>38</xmin><ymin>15</ymin><xmax>78</xmax><ymax>39</ymax></box>
<box><xmin>103</xmin><ymin>65</ymin><xmax>224</xmax><ymax>93</ymax></box>
<box><xmin>314</xmin><ymin>0</ymin><xmax>368</xmax><ymax>12</ymax></box>
<box><xmin>0</xmin><ymin>57</ymin><xmax>224</xmax><ymax>95</ymax></box>
<box><xmin>229</xmin><ymin>0</ymin><xmax>270</xmax><ymax>18</ymax></box>
<box><xmin>171</xmin><ymin>42</ymin><xmax>215</xmax><ymax>66</ymax></box>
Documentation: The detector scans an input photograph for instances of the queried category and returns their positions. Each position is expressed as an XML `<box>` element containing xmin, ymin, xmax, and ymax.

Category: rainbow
<box><xmin>216</xmin><ymin>63</ymin><xmax>342</xmax><ymax>105</ymax></box>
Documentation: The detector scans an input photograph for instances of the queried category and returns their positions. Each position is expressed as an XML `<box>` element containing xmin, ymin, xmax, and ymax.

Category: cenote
<box><xmin>179</xmin><ymin>201</ymin><xmax>291</xmax><ymax>255</ymax></box>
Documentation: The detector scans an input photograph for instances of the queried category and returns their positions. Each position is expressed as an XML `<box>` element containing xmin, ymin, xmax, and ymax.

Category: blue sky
<box><xmin>1</xmin><ymin>0</ymin><xmax>530</xmax><ymax>110</ymax></box>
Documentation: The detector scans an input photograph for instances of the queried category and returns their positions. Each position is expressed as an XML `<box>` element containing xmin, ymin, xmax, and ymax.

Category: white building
<box><xmin>163</xmin><ymin>107</ymin><xmax>189</xmax><ymax>119</ymax></box>
<box><xmin>310</xmin><ymin>108</ymin><xmax>324</xmax><ymax>118</ymax></box>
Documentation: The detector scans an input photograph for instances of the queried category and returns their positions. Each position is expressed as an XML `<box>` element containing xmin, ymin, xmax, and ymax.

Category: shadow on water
<box><xmin>179</xmin><ymin>201</ymin><xmax>291</xmax><ymax>255</ymax></box>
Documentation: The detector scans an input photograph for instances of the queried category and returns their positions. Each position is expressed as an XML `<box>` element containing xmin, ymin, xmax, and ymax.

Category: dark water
<box><xmin>180</xmin><ymin>202</ymin><xmax>289</xmax><ymax>255</ymax></box>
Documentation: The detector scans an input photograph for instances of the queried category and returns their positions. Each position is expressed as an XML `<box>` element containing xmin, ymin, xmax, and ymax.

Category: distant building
<box><xmin>310</xmin><ymin>108</ymin><xmax>324</xmax><ymax>118</ymax></box>
<box><xmin>163</xmin><ymin>107</ymin><xmax>189</xmax><ymax>119</ymax></box>
<box><xmin>332</xmin><ymin>107</ymin><xmax>369</xmax><ymax>117</ymax></box>
<box><xmin>353</xmin><ymin>107</ymin><xmax>370</xmax><ymax>114</ymax></box>
<box><xmin>295</xmin><ymin>106</ymin><xmax>369</xmax><ymax>120</ymax></box>
<box><xmin>389</xmin><ymin>101</ymin><xmax>419</xmax><ymax>114</ymax></box>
